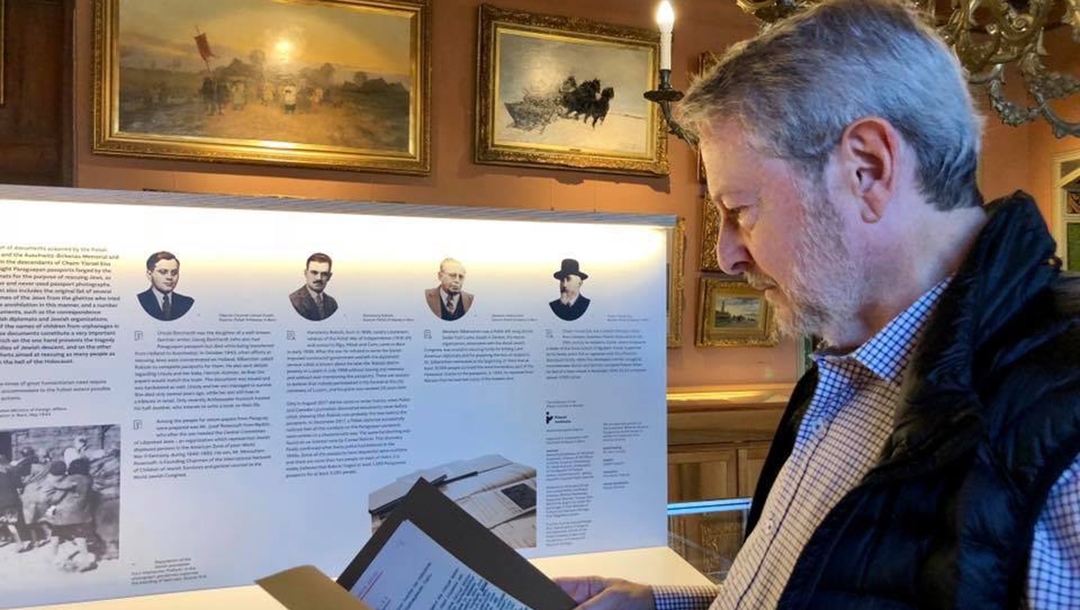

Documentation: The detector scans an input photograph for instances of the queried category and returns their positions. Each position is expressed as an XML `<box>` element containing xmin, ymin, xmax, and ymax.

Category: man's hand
<box><xmin>555</xmin><ymin>576</ymin><xmax>656</xmax><ymax>610</ymax></box>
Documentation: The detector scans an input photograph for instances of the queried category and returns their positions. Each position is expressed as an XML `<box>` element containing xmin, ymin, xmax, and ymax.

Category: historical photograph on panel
<box><xmin>0</xmin><ymin>425</ymin><xmax>120</xmax><ymax>576</ymax></box>
<box><xmin>476</xmin><ymin>5</ymin><xmax>667</xmax><ymax>175</ymax></box>
<box><xmin>369</xmin><ymin>454</ymin><xmax>537</xmax><ymax>549</ymax></box>
<box><xmin>93</xmin><ymin>0</ymin><xmax>431</xmax><ymax>173</ymax></box>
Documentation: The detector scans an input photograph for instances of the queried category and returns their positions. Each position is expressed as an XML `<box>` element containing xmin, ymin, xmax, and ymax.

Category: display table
<box><xmin>12</xmin><ymin>546</ymin><xmax>712</xmax><ymax>610</ymax></box>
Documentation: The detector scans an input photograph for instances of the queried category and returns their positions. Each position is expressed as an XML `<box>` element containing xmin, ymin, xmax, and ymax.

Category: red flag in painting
<box><xmin>194</xmin><ymin>33</ymin><xmax>215</xmax><ymax>62</ymax></box>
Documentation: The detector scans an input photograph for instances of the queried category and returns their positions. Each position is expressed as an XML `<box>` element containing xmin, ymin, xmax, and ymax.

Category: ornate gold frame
<box><xmin>695</xmin><ymin>52</ymin><xmax>719</xmax><ymax>184</ymax></box>
<box><xmin>695</xmin><ymin>277</ymin><xmax>777</xmax><ymax>348</ymax></box>
<box><xmin>700</xmin><ymin>195</ymin><xmax>723</xmax><ymax>272</ymax></box>
<box><xmin>0</xmin><ymin>0</ymin><xmax>5</xmax><ymax>106</ymax></box>
<box><xmin>475</xmin><ymin>4</ymin><xmax>668</xmax><ymax>176</ymax></box>
<box><xmin>668</xmin><ymin>217</ymin><xmax>686</xmax><ymax>348</ymax></box>
<box><xmin>92</xmin><ymin>0</ymin><xmax>431</xmax><ymax>174</ymax></box>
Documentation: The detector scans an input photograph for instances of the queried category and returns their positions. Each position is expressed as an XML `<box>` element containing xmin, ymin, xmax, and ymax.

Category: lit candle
<box><xmin>656</xmin><ymin>1</ymin><xmax>675</xmax><ymax>71</ymax></box>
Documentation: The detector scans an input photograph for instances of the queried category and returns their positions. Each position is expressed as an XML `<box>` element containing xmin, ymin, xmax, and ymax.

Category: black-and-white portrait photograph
<box><xmin>549</xmin><ymin>258</ymin><xmax>590</xmax><ymax>321</ymax></box>
<box><xmin>0</xmin><ymin>425</ymin><xmax>120</xmax><ymax>576</ymax></box>
<box><xmin>137</xmin><ymin>251</ymin><xmax>195</xmax><ymax>321</ymax></box>
<box><xmin>289</xmin><ymin>252</ymin><xmax>339</xmax><ymax>321</ymax></box>
<box><xmin>424</xmin><ymin>258</ymin><xmax>474</xmax><ymax>321</ymax></box>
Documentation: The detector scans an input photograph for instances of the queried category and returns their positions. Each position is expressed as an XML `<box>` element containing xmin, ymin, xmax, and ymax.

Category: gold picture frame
<box><xmin>696</xmin><ymin>52</ymin><xmax>718</xmax><ymax>184</ymax></box>
<box><xmin>700</xmin><ymin>195</ymin><xmax>723</xmax><ymax>272</ymax></box>
<box><xmin>0</xmin><ymin>0</ymin><xmax>5</xmax><ymax>106</ymax></box>
<box><xmin>475</xmin><ymin>4</ymin><xmax>668</xmax><ymax>176</ymax></box>
<box><xmin>796</xmin><ymin>334</ymin><xmax>821</xmax><ymax>377</ymax></box>
<box><xmin>695</xmin><ymin>277</ymin><xmax>777</xmax><ymax>348</ymax></box>
<box><xmin>92</xmin><ymin>0</ymin><xmax>431</xmax><ymax>174</ymax></box>
<box><xmin>668</xmin><ymin>217</ymin><xmax>686</xmax><ymax>348</ymax></box>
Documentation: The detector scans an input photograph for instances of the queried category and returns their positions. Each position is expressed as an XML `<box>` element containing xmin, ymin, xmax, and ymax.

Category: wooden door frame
<box><xmin>1052</xmin><ymin>149</ymin><xmax>1080</xmax><ymax>264</ymax></box>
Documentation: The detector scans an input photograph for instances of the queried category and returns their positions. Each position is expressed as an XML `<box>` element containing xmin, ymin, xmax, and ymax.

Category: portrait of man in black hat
<box><xmin>289</xmin><ymin>252</ymin><xmax>338</xmax><ymax>321</ymax></box>
<box><xmin>549</xmin><ymin>259</ymin><xmax>590</xmax><ymax>321</ymax></box>
<box><xmin>137</xmin><ymin>251</ymin><xmax>195</xmax><ymax>321</ymax></box>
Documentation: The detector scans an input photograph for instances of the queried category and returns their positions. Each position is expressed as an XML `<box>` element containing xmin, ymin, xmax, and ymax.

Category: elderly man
<box><xmin>559</xmin><ymin>0</ymin><xmax>1080</xmax><ymax>609</ymax></box>
<box><xmin>289</xmin><ymin>253</ymin><xmax>338</xmax><ymax>321</ymax></box>
<box><xmin>425</xmin><ymin>258</ymin><xmax>474</xmax><ymax>321</ymax></box>
<box><xmin>137</xmin><ymin>252</ymin><xmax>194</xmax><ymax>321</ymax></box>
<box><xmin>549</xmin><ymin>259</ymin><xmax>591</xmax><ymax>321</ymax></box>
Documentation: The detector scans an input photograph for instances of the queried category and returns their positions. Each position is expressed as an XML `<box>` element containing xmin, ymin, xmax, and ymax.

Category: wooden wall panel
<box><xmin>0</xmin><ymin>0</ymin><xmax>74</xmax><ymax>186</ymax></box>
<box><xmin>736</xmin><ymin>443</ymin><xmax>770</xmax><ymax>498</ymax></box>
<box><xmin>668</xmin><ymin>446</ymin><xmax>737</xmax><ymax>502</ymax></box>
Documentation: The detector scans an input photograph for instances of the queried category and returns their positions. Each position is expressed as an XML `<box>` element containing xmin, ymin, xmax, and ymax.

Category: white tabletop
<box><xmin>11</xmin><ymin>546</ymin><xmax>713</xmax><ymax>610</ymax></box>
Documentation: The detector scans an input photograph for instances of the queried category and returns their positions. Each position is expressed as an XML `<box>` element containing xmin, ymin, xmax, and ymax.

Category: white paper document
<box><xmin>350</xmin><ymin>519</ymin><xmax>530</xmax><ymax>610</ymax></box>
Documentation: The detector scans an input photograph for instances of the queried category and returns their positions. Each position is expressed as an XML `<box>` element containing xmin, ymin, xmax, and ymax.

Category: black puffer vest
<box><xmin>746</xmin><ymin>193</ymin><xmax>1080</xmax><ymax>610</ymax></box>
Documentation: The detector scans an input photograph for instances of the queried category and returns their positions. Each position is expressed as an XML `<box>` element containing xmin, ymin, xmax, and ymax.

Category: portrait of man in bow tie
<box><xmin>137</xmin><ymin>251</ymin><xmax>195</xmax><ymax>322</ymax></box>
<box><xmin>549</xmin><ymin>259</ymin><xmax>590</xmax><ymax>321</ymax></box>
<box><xmin>425</xmin><ymin>258</ymin><xmax>474</xmax><ymax>321</ymax></box>
<box><xmin>289</xmin><ymin>253</ymin><xmax>339</xmax><ymax>322</ymax></box>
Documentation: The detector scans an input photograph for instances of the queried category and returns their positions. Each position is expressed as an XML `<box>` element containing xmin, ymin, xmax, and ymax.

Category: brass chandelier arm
<box><xmin>1035</xmin><ymin>95</ymin><xmax>1080</xmax><ymax>137</ymax></box>
<box><xmin>988</xmin><ymin>74</ymin><xmax>1046</xmax><ymax>126</ymax></box>
<box><xmin>1024</xmin><ymin>54</ymin><xmax>1080</xmax><ymax>136</ymax></box>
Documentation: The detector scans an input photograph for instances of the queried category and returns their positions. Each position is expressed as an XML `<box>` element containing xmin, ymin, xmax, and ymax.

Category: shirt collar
<box><xmin>151</xmin><ymin>286</ymin><xmax>170</xmax><ymax>303</ymax></box>
<box><xmin>307</xmin><ymin>287</ymin><xmax>324</xmax><ymax>303</ymax></box>
<box><xmin>440</xmin><ymin>288</ymin><xmax>459</xmax><ymax>305</ymax></box>
<box><xmin>815</xmin><ymin>277</ymin><xmax>951</xmax><ymax>384</ymax></box>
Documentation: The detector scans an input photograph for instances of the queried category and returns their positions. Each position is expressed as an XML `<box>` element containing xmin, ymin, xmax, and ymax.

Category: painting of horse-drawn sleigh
<box><xmin>93</xmin><ymin>0</ymin><xmax>430</xmax><ymax>174</ymax></box>
<box><xmin>476</xmin><ymin>5</ymin><xmax>668</xmax><ymax>176</ymax></box>
<box><xmin>504</xmin><ymin>77</ymin><xmax>616</xmax><ymax>133</ymax></box>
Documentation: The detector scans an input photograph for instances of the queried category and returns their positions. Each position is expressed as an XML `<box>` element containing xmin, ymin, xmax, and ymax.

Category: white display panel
<box><xmin>0</xmin><ymin>187</ymin><xmax>669</xmax><ymax>608</ymax></box>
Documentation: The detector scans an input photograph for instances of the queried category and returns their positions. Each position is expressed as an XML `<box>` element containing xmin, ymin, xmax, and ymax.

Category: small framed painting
<box><xmin>696</xmin><ymin>277</ymin><xmax>778</xmax><ymax>348</ymax></box>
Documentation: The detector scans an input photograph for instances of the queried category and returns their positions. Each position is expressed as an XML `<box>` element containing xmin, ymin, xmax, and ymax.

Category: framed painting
<box><xmin>796</xmin><ymin>334</ymin><xmax>822</xmax><ymax>377</ymax></box>
<box><xmin>93</xmin><ymin>0</ymin><xmax>430</xmax><ymax>174</ymax></box>
<box><xmin>668</xmin><ymin>217</ymin><xmax>686</xmax><ymax>348</ymax></box>
<box><xmin>476</xmin><ymin>4</ymin><xmax>668</xmax><ymax>176</ymax></box>
<box><xmin>700</xmin><ymin>195</ymin><xmax>723</xmax><ymax>272</ymax></box>
<box><xmin>0</xmin><ymin>0</ymin><xmax>5</xmax><ymax>106</ymax></box>
<box><xmin>696</xmin><ymin>52</ymin><xmax>718</xmax><ymax>183</ymax></box>
<box><xmin>695</xmin><ymin>277</ymin><xmax>777</xmax><ymax>348</ymax></box>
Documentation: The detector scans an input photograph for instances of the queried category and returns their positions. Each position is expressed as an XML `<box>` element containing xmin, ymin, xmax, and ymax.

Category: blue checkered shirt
<box><xmin>656</xmin><ymin>280</ymin><xmax>1080</xmax><ymax>610</ymax></box>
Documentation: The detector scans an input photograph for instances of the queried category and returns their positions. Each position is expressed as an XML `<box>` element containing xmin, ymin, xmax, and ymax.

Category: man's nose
<box><xmin>716</xmin><ymin>215</ymin><xmax>751</xmax><ymax>276</ymax></box>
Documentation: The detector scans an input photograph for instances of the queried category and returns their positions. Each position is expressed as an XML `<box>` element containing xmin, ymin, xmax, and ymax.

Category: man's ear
<box><xmin>835</xmin><ymin>117</ymin><xmax>900</xmax><ymax>224</ymax></box>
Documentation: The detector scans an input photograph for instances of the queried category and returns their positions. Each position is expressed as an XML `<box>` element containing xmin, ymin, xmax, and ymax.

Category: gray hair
<box><xmin>439</xmin><ymin>258</ymin><xmax>463</xmax><ymax>272</ymax></box>
<box><xmin>676</xmin><ymin>0</ymin><xmax>984</xmax><ymax>210</ymax></box>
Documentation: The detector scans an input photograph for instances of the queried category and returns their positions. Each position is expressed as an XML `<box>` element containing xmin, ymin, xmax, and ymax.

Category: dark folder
<box><xmin>336</xmin><ymin>478</ymin><xmax>576</xmax><ymax>610</ymax></box>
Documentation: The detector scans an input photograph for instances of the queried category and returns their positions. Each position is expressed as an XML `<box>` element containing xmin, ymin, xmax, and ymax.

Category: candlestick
<box><xmin>656</xmin><ymin>1</ymin><xmax>674</xmax><ymax>71</ymax></box>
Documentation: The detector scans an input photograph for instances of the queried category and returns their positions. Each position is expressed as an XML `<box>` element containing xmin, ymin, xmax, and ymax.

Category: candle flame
<box><xmin>656</xmin><ymin>1</ymin><xmax>675</xmax><ymax>30</ymax></box>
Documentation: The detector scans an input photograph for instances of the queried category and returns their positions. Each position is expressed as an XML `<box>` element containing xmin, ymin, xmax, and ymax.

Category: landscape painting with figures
<box><xmin>713</xmin><ymin>296</ymin><xmax>760</xmax><ymax>329</ymax></box>
<box><xmin>96</xmin><ymin>0</ymin><xmax>430</xmax><ymax>173</ymax></box>
<box><xmin>117</xmin><ymin>0</ymin><xmax>412</xmax><ymax>151</ymax></box>
<box><xmin>696</xmin><ymin>278</ymin><xmax>777</xmax><ymax>347</ymax></box>
<box><xmin>494</xmin><ymin>31</ymin><xmax>652</xmax><ymax>155</ymax></box>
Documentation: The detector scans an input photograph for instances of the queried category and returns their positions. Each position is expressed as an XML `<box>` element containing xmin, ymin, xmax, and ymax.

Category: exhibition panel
<box><xmin>0</xmin><ymin>186</ymin><xmax>671</xmax><ymax>608</ymax></box>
